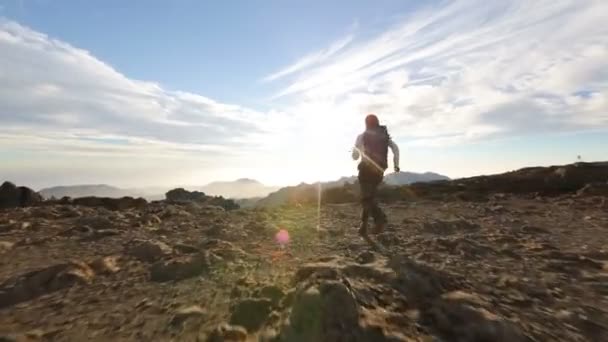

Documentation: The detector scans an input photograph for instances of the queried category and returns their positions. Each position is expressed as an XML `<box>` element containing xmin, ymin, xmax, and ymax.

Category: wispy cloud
<box><xmin>266</xmin><ymin>0</ymin><xmax>608</xmax><ymax>146</ymax></box>
<box><xmin>261</xmin><ymin>34</ymin><xmax>354</xmax><ymax>82</ymax></box>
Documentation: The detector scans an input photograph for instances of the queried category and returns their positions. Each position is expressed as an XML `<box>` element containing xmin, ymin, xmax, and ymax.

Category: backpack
<box><xmin>362</xmin><ymin>125</ymin><xmax>390</xmax><ymax>170</ymax></box>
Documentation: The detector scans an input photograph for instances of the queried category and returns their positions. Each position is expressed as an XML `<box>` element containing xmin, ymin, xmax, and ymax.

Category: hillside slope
<box><xmin>1</xmin><ymin>162</ymin><xmax>607</xmax><ymax>341</ymax></box>
<box><xmin>257</xmin><ymin>171</ymin><xmax>449</xmax><ymax>207</ymax></box>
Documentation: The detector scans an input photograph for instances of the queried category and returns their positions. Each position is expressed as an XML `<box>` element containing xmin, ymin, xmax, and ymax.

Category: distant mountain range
<box><xmin>195</xmin><ymin>178</ymin><xmax>280</xmax><ymax>199</ymax></box>
<box><xmin>38</xmin><ymin>179</ymin><xmax>280</xmax><ymax>201</ymax></box>
<box><xmin>39</xmin><ymin>184</ymin><xmax>139</xmax><ymax>200</ymax></box>
<box><xmin>38</xmin><ymin>171</ymin><xmax>449</xmax><ymax>203</ymax></box>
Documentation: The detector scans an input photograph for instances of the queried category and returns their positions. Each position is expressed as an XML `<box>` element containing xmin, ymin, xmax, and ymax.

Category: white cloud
<box><xmin>267</xmin><ymin>0</ymin><xmax>608</xmax><ymax>146</ymax></box>
<box><xmin>0</xmin><ymin>20</ymin><xmax>273</xmax><ymax>153</ymax></box>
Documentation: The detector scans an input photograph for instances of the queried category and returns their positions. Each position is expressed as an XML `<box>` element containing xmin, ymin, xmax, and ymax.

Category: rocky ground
<box><xmin>1</xmin><ymin>192</ymin><xmax>607</xmax><ymax>341</ymax></box>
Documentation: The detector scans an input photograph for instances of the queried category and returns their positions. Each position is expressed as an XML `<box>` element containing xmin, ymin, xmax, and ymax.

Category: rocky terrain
<box><xmin>1</xmin><ymin>162</ymin><xmax>607</xmax><ymax>341</ymax></box>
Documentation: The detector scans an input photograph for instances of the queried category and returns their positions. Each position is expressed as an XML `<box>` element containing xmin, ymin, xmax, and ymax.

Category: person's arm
<box><xmin>352</xmin><ymin>134</ymin><xmax>363</xmax><ymax>160</ymax></box>
<box><xmin>388</xmin><ymin>138</ymin><xmax>400</xmax><ymax>172</ymax></box>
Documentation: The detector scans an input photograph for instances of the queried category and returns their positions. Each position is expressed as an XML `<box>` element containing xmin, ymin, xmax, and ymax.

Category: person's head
<box><xmin>365</xmin><ymin>114</ymin><xmax>380</xmax><ymax>129</ymax></box>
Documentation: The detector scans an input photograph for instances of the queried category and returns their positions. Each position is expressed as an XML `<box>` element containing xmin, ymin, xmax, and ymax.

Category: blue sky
<box><xmin>1</xmin><ymin>0</ymin><xmax>607</xmax><ymax>189</ymax></box>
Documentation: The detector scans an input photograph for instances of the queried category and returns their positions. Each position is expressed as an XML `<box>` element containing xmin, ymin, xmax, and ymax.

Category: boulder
<box><xmin>229</xmin><ymin>298</ymin><xmax>274</xmax><ymax>332</ymax></box>
<box><xmin>279</xmin><ymin>280</ymin><xmax>360</xmax><ymax>341</ymax></box>
<box><xmin>0</xmin><ymin>261</ymin><xmax>95</xmax><ymax>309</ymax></box>
<box><xmin>165</xmin><ymin>188</ymin><xmax>207</xmax><ymax>202</ymax></box>
<box><xmin>0</xmin><ymin>182</ymin><xmax>42</xmax><ymax>209</ymax></box>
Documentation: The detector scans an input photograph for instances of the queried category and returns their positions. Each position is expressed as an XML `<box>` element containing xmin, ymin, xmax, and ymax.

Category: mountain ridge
<box><xmin>38</xmin><ymin>171</ymin><xmax>449</xmax><ymax>201</ymax></box>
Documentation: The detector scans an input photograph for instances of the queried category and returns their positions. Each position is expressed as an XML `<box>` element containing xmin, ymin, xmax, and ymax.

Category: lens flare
<box><xmin>275</xmin><ymin>229</ymin><xmax>290</xmax><ymax>246</ymax></box>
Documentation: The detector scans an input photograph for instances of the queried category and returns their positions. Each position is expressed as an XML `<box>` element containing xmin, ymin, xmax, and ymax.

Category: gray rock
<box><xmin>127</xmin><ymin>239</ymin><xmax>172</xmax><ymax>262</ymax></box>
<box><xmin>229</xmin><ymin>298</ymin><xmax>273</xmax><ymax>332</ymax></box>
<box><xmin>149</xmin><ymin>253</ymin><xmax>208</xmax><ymax>282</ymax></box>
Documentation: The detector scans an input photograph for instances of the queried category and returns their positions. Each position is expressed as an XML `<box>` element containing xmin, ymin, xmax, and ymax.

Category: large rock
<box><xmin>229</xmin><ymin>298</ymin><xmax>274</xmax><ymax>332</ymax></box>
<box><xmin>279</xmin><ymin>280</ymin><xmax>360</xmax><ymax>341</ymax></box>
<box><xmin>165</xmin><ymin>188</ymin><xmax>207</xmax><ymax>202</ymax></box>
<box><xmin>0</xmin><ymin>182</ymin><xmax>42</xmax><ymax>209</ymax></box>
<box><xmin>0</xmin><ymin>261</ymin><xmax>95</xmax><ymax>309</ymax></box>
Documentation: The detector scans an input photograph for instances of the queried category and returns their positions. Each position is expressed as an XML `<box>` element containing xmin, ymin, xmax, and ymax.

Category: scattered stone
<box><xmin>86</xmin><ymin>229</ymin><xmax>122</xmax><ymax>240</ymax></box>
<box><xmin>76</xmin><ymin>216</ymin><xmax>113</xmax><ymax>230</ymax></box>
<box><xmin>488</xmin><ymin>205</ymin><xmax>506</xmax><ymax>213</ymax></box>
<box><xmin>140</xmin><ymin>213</ymin><xmax>162</xmax><ymax>225</ymax></box>
<box><xmin>149</xmin><ymin>253</ymin><xmax>208</xmax><ymax>282</ymax></box>
<box><xmin>521</xmin><ymin>225</ymin><xmax>550</xmax><ymax>234</ymax></box>
<box><xmin>89</xmin><ymin>256</ymin><xmax>120</xmax><ymax>274</ymax></box>
<box><xmin>229</xmin><ymin>298</ymin><xmax>273</xmax><ymax>332</ymax></box>
<box><xmin>422</xmin><ymin>219</ymin><xmax>480</xmax><ymax>235</ymax></box>
<box><xmin>207</xmin><ymin>324</ymin><xmax>248</xmax><ymax>342</ymax></box>
<box><xmin>174</xmin><ymin>243</ymin><xmax>199</xmax><ymax>254</ymax></box>
<box><xmin>170</xmin><ymin>305</ymin><xmax>206</xmax><ymax>327</ymax></box>
<box><xmin>127</xmin><ymin>239</ymin><xmax>172</xmax><ymax>262</ymax></box>
<box><xmin>0</xmin><ymin>241</ymin><xmax>14</xmax><ymax>254</ymax></box>
<box><xmin>356</xmin><ymin>251</ymin><xmax>376</xmax><ymax>264</ymax></box>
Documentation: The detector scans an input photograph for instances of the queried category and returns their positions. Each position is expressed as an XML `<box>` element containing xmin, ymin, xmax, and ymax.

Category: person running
<box><xmin>351</xmin><ymin>114</ymin><xmax>400</xmax><ymax>236</ymax></box>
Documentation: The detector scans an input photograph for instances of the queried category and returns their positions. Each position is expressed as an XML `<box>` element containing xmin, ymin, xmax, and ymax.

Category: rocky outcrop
<box><xmin>0</xmin><ymin>182</ymin><xmax>42</xmax><ymax>209</ymax></box>
<box><xmin>408</xmin><ymin>161</ymin><xmax>608</xmax><ymax>200</ymax></box>
<box><xmin>165</xmin><ymin>188</ymin><xmax>207</xmax><ymax>202</ymax></box>
<box><xmin>72</xmin><ymin>196</ymin><xmax>148</xmax><ymax>210</ymax></box>
<box><xmin>577</xmin><ymin>182</ymin><xmax>608</xmax><ymax>197</ymax></box>
<box><xmin>165</xmin><ymin>188</ymin><xmax>239</xmax><ymax>210</ymax></box>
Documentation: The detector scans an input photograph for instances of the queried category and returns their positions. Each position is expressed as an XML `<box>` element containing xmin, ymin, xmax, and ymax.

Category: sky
<box><xmin>1</xmin><ymin>0</ymin><xmax>607</xmax><ymax>189</ymax></box>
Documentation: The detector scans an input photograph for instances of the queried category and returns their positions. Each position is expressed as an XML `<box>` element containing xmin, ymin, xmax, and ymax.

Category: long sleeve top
<box><xmin>351</xmin><ymin>133</ymin><xmax>400</xmax><ymax>169</ymax></box>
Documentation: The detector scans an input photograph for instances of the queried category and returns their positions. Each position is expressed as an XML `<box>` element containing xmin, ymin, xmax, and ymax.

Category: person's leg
<box><xmin>358</xmin><ymin>170</ymin><xmax>373</xmax><ymax>236</ymax></box>
<box><xmin>370</xmin><ymin>173</ymin><xmax>387</xmax><ymax>233</ymax></box>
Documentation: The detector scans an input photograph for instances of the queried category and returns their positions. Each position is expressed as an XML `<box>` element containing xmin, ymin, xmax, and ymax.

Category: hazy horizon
<box><xmin>1</xmin><ymin>0</ymin><xmax>607</xmax><ymax>189</ymax></box>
